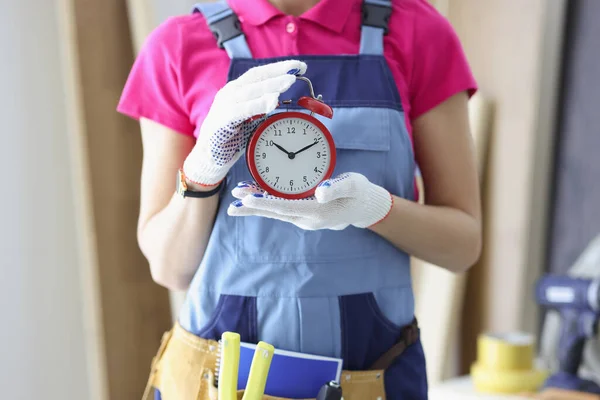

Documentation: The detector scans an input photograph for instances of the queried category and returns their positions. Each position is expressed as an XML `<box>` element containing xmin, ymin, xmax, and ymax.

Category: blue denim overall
<box><xmin>179</xmin><ymin>1</ymin><xmax>428</xmax><ymax>398</ymax></box>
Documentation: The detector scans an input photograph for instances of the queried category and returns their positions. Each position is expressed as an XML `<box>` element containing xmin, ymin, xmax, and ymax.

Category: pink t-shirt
<box><xmin>117</xmin><ymin>0</ymin><xmax>477</xmax><ymax>140</ymax></box>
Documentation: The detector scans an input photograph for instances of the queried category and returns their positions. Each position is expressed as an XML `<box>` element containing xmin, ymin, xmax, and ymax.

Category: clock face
<box><xmin>248</xmin><ymin>112</ymin><xmax>336</xmax><ymax>199</ymax></box>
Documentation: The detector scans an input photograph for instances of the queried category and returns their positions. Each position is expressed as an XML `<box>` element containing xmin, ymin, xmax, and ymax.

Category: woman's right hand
<box><xmin>183</xmin><ymin>59</ymin><xmax>307</xmax><ymax>186</ymax></box>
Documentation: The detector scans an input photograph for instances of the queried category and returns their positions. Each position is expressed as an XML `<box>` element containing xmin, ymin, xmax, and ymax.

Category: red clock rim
<box><xmin>246</xmin><ymin>111</ymin><xmax>337</xmax><ymax>200</ymax></box>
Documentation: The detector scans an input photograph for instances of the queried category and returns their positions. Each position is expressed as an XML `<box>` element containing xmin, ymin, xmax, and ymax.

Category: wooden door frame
<box><xmin>521</xmin><ymin>0</ymin><xmax>569</xmax><ymax>335</ymax></box>
<box><xmin>58</xmin><ymin>0</ymin><xmax>174</xmax><ymax>398</ymax></box>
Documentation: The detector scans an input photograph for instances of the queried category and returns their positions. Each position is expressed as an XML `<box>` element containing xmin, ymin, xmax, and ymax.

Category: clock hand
<box><xmin>272</xmin><ymin>142</ymin><xmax>290</xmax><ymax>155</ymax></box>
<box><xmin>271</xmin><ymin>142</ymin><xmax>296</xmax><ymax>159</ymax></box>
<box><xmin>293</xmin><ymin>139</ymin><xmax>320</xmax><ymax>156</ymax></box>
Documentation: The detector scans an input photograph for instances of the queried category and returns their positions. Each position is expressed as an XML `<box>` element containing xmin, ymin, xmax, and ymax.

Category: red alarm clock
<box><xmin>246</xmin><ymin>76</ymin><xmax>336</xmax><ymax>200</ymax></box>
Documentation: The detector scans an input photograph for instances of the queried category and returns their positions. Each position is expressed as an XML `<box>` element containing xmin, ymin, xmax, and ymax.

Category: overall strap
<box><xmin>192</xmin><ymin>1</ymin><xmax>252</xmax><ymax>59</ymax></box>
<box><xmin>360</xmin><ymin>0</ymin><xmax>392</xmax><ymax>55</ymax></box>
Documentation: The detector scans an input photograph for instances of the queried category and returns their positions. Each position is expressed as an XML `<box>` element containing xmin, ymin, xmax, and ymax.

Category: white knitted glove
<box><xmin>227</xmin><ymin>173</ymin><xmax>393</xmax><ymax>230</ymax></box>
<box><xmin>183</xmin><ymin>60</ymin><xmax>307</xmax><ymax>186</ymax></box>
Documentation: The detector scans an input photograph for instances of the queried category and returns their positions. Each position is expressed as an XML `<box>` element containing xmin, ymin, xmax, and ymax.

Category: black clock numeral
<box><xmin>303</xmin><ymin>176</ymin><xmax>307</xmax><ymax>182</ymax></box>
<box><xmin>262</xmin><ymin>153</ymin><xmax>266</xmax><ymax>159</ymax></box>
<box><xmin>303</xmin><ymin>128</ymin><xmax>307</xmax><ymax>135</ymax></box>
<box><xmin>287</xmin><ymin>127</ymin><xmax>295</xmax><ymax>134</ymax></box>
<box><xmin>274</xmin><ymin>130</ymin><xmax>282</xmax><ymax>137</ymax></box>
<box><xmin>265</xmin><ymin>167</ymin><xmax>270</xmax><ymax>173</ymax></box>
<box><xmin>290</xmin><ymin>180</ymin><xmax>294</xmax><ymax>187</ymax></box>
<box><xmin>317</xmin><ymin>152</ymin><xmax>321</xmax><ymax>158</ymax></box>
<box><xmin>314</xmin><ymin>167</ymin><xmax>322</xmax><ymax>174</ymax></box>
<box><xmin>266</xmin><ymin>140</ymin><xmax>274</xmax><ymax>146</ymax></box>
<box><xmin>275</xmin><ymin>176</ymin><xmax>279</xmax><ymax>184</ymax></box>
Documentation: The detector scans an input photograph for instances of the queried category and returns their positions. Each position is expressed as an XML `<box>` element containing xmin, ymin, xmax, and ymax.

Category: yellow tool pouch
<box><xmin>142</xmin><ymin>323</ymin><xmax>386</xmax><ymax>400</ymax></box>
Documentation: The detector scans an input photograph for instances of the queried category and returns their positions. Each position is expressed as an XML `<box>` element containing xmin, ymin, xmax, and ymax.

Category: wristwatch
<box><xmin>176</xmin><ymin>169</ymin><xmax>225</xmax><ymax>198</ymax></box>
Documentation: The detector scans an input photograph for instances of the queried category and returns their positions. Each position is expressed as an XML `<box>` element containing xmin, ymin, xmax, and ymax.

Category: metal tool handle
<box><xmin>557</xmin><ymin>309</ymin><xmax>597</xmax><ymax>374</ymax></box>
<box><xmin>316</xmin><ymin>381</ymin><xmax>342</xmax><ymax>400</ymax></box>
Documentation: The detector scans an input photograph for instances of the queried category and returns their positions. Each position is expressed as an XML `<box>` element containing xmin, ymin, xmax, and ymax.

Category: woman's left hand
<box><xmin>227</xmin><ymin>173</ymin><xmax>393</xmax><ymax>230</ymax></box>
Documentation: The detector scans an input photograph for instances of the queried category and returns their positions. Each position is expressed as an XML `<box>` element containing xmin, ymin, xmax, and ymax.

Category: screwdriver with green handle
<box><xmin>218</xmin><ymin>332</ymin><xmax>275</xmax><ymax>400</ymax></box>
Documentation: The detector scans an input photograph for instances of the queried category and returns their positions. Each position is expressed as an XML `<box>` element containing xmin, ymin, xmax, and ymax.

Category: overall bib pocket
<box><xmin>232</xmin><ymin>111</ymin><xmax>392</xmax><ymax>265</ymax></box>
<box><xmin>384</xmin><ymin>338</ymin><xmax>428</xmax><ymax>400</ymax></box>
<box><xmin>339</xmin><ymin>292</ymin><xmax>406</xmax><ymax>371</ymax></box>
<box><xmin>196</xmin><ymin>294</ymin><xmax>258</xmax><ymax>344</ymax></box>
<box><xmin>339</xmin><ymin>292</ymin><xmax>424</xmax><ymax>399</ymax></box>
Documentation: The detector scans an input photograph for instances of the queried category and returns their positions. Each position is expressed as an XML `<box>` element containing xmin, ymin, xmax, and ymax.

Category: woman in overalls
<box><xmin>118</xmin><ymin>0</ymin><xmax>481</xmax><ymax>398</ymax></box>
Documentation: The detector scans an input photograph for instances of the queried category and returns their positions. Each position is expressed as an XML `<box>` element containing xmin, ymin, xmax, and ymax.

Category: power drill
<box><xmin>536</xmin><ymin>275</ymin><xmax>600</xmax><ymax>394</ymax></box>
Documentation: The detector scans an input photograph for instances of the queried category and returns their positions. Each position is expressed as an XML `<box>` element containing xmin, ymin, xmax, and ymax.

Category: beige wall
<box><xmin>58</xmin><ymin>0</ymin><xmax>174</xmax><ymax>398</ymax></box>
<box><xmin>451</xmin><ymin>0</ymin><xmax>545</xmax><ymax>331</ymax></box>
<box><xmin>447</xmin><ymin>0</ymin><xmax>565</xmax><ymax>371</ymax></box>
<box><xmin>0</xmin><ymin>1</ymin><xmax>98</xmax><ymax>398</ymax></box>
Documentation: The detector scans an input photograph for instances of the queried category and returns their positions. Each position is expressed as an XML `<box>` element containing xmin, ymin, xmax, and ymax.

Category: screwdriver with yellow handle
<box><xmin>241</xmin><ymin>341</ymin><xmax>275</xmax><ymax>400</ymax></box>
<box><xmin>218</xmin><ymin>332</ymin><xmax>241</xmax><ymax>400</ymax></box>
<box><xmin>217</xmin><ymin>332</ymin><xmax>275</xmax><ymax>400</ymax></box>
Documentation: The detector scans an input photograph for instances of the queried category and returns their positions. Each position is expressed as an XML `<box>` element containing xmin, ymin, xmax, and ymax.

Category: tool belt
<box><xmin>142</xmin><ymin>320</ymin><xmax>419</xmax><ymax>400</ymax></box>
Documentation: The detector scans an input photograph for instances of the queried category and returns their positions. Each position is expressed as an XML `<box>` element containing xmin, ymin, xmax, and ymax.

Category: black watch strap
<box><xmin>184</xmin><ymin>178</ymin><xmax>225</xmax><ymax>198</ymax></box>
<box><xmin>178</xmin><ymin>169</ymin><xmax>226</xmax><ymax>198</ymax></box>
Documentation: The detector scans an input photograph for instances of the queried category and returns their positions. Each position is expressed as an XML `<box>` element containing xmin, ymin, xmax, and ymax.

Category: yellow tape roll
<box><xmin>471</xmin><ymin>333</ymin><xmax>548</xmax><ymax>394</ymax></box>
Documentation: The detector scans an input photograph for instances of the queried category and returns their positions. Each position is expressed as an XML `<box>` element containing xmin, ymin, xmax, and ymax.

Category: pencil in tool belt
<box><xmin>241</xmin><ymin>341</ymin><xmax>275</xmax><ymax>400</ymax></box>
<box><xmin>217</xmin><ymin>332</ymin><xmax>241</xmax><ymax>400</ymax></box>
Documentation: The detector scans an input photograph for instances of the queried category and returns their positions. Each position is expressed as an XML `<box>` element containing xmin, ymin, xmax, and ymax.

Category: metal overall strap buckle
<box><xmin>368</xmin><ymin>319</ymin><xmax>419</xmax><ymax>370</ymax></box>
